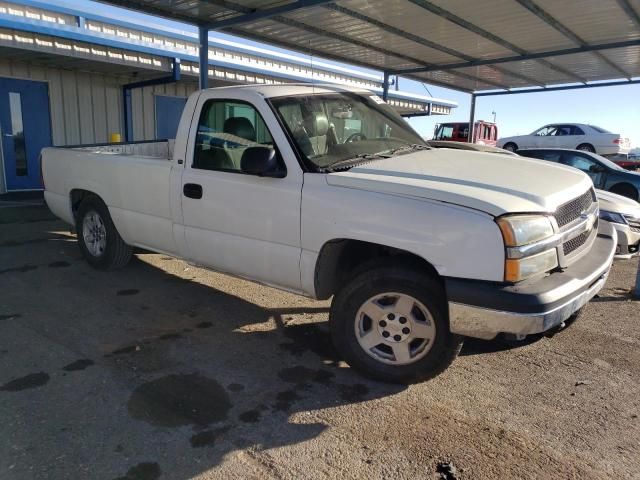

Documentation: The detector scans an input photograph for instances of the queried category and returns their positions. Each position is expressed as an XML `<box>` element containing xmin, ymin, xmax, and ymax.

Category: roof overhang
<box><xmin>96</xmin><ymin>0</ymin><xmax>640</xmax><ymax>93</ymax></box>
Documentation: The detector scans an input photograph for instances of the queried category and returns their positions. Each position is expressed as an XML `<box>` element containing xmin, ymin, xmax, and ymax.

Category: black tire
<box><xmin>503</xmin><ymin>142</ymin><xmax>518</xmax><ymax>152</ymax></box>
<box><xmin>330</xmin><ymin>261</ymin><xmax>463</xmax><ymax>383</ymax></box>
<box><xmin>576</xmin><ymin>143</ymin><xmax>595</xmax><ymax>153</ymax></box>
<box><xmin>75</xmin><ymin>195</ymin><xmax>133</xmax><ymax>270</ymax></box>
<box><xmin>609</xmin><ymin>183</ymin><xmax>638</xmax><ymax>201</ymax></box>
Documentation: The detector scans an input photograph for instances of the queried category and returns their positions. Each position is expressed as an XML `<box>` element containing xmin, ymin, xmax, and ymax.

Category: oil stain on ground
<box><xmin>239</xmin><ymin>409</ymin><xmax>261</xmax><ymax>423</ymax></box>
<box><xmin>0</xmin><ymin>264</ymin><xmax>37</xmax><ymax>275</ymax></box>
<box><xmin>0</xmin><ymin>372</ymin><xmax>50</xmax><ymax>392</ymax></box>
<box><xmin>48</xmin><ymin>261</ymin><xmax>71</xmax><ymax>268</ymax></box>
<box><xmin>117</xmin><ymin>289</ymin><xmax>140</xmax><ymax>296</ymax></box>
<box><xmin>273</xmin><ymin>389</ymin><xmax>301</xmax><ymax>412</ymax></box>
<box><xmin>128</xmin><ymin>374</ymin><xmax>231</xmax><ymax>427</ymax></box>
<box><xmin>196</xmin><ymin>321</ymin><xmax>213</xmax><ymax>329</ymax></box>
<box><xmin>0</xmin><ymin>313</ymin><xmax>21</xmax><ymax>321</ymax></box>
<box><xmin>113</xmin><ymin>462</ymin><xmax>161</xmax><ymax>480</ymax></box>
<box><xmin>62</xmin><ymin>359</ymin><xmax>94</xmax><ymax>371</ymax></box>
<box><xmin>158</xmin><ymin>333</ymin><xmax>182</xmax><ymax>341</ymax></box>
<box><xmin>279</xmin><ymin>323</ymin><xmax>339</xmax><ymax>361</ymax></box>
<box><xmin>190</xmin><ymin>426</ymin><xmax>231</xmax><ymax>448</ymax></box>
<box><xmin>278</xmin><ymin>365</ymin><xmax>335</xmax><ymax>387</ymax></box>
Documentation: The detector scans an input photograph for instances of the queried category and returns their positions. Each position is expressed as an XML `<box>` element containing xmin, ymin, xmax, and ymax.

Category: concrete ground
<box><xmin>1</xmin><ymin>203</ymin><xmax>639</xmax><ymax>480</ymax></box>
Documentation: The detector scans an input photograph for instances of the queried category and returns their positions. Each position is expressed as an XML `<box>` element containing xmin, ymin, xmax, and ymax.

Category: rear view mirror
<box><xmin>241</xmin><ymin>147</ymin><xmax>285</xmax><ymax>178</ymax></box>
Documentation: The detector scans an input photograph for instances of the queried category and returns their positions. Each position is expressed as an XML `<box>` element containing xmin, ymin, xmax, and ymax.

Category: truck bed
<box><xmin>69</xmin><ymin>139</ymin><xmax>174</xmax><ymax>160</ymax></box>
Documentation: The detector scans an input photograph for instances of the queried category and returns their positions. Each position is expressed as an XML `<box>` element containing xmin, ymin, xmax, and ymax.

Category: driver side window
<box><xmin>193</xmin><ymin>100</ymin><xmax>274</xmax><ymax>173</ymax></box>
<box><xmin>562</xmin><ymin>153</ymin><xmax>599</xmax><ymax>172</ymax></box>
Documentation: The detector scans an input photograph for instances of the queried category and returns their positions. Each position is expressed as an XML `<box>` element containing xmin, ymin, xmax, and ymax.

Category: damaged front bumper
<box><xmin>446</xmin><ymin>222</ymin><xmax>617</xmax><ymax>340</ymax></box>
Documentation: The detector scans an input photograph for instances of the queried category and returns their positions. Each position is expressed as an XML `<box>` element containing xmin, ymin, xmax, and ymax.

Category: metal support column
<box><xmin>467</xmin><ymin>93</ymin><xmax>476</xmax><ymax>143</ymax></box>
<box><xmin>382</xmin><ymin>71</ymin><xmax>390</xmax><ymax>101</ymax></box>
<box><xmin>634</xmin><ymin>260</ymin><xmax>640</xmax><ymax>299</ymax></box>
<box><xmin>122</xmin><ymin>58</ymin><xmax>181</xmax><ymax>142</ymax></box>
<box><xmin>198</xmin><ymin>25</ymin><xmax>209</xmax><ymax>90</ymax></box>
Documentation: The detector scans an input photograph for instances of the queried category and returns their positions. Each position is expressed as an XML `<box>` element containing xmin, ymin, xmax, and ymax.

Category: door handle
<box><xmin>183</xmin><ymin>183</ymin><xmax>203</xmax><ymax>199</ymax></box>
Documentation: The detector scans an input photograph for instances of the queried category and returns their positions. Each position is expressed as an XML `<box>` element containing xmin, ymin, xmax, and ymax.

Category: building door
<box><xmin>0</xmin><ymin>78</ymin><xmax>52</xmax><ymax>190</ymax></box>
<box><xmin>155</xmin><ymin>95</ymin><xmax>187</xmax><ymax>139</ymax></box>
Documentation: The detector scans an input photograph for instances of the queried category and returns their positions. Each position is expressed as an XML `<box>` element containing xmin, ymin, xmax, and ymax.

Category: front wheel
<box><xmin>330</xmin><ymin>263</ymin><xmax>463</xmax><ymax>383</ymax></box>
<box><xmin>76</xmin><ymin>196</ymin><xmax>133</xmax><ymax>270</ymax></box>
<box><xmin>503</xmin><ymin>142</ymin><xmax>518</xmax><ymax>152</ymax></box>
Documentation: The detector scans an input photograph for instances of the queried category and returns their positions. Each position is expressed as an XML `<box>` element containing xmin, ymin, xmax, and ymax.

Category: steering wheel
<box><xmin>345</xmin><ymin>132</ymin><xmax>367</xmax><ymax>143</ymax></box>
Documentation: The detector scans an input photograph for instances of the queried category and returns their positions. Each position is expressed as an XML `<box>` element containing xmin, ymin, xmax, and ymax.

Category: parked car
<box><xmin>433</xmin><ymin>121</ymin><xmax>497</xmax><ymax>146</ymax></box>
<box><xmin>41</xmin><ymin>84</ymin><xmax>616</xmax><ymax>383</ymax></box>
<box><xmin>517</xmin><ymin>148</ymin><xmax>640</xmax><ymax>201</ymax></box>
<box><xmin>427</xmin><ymin>140</ymin><xmax>516</xmax><ymax>155</ymax></box>
<box><xmin>596</xmin><ymin>189</ymin><xmax>640</xmax><ymax>258</ymax></box>
<box><xmin>498</xmin><ymin>124</ymin><xmax>630</xmax><ymax>156</ymax></box>
<box><xmin>607</xmin><ymin>154</ymin><xmax>640</xmax><ymax>171</ymax></box>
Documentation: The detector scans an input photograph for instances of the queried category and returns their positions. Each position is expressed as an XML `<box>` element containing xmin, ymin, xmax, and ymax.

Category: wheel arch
<box><xmin>608</xmin><ymin>182</ymin><xmax>639</xmax><ymax>201</ymax></box>
<box><xmin>314</xmin><ymin>238</ymin><xmax>442</xmax><ymax>300</ymax></box>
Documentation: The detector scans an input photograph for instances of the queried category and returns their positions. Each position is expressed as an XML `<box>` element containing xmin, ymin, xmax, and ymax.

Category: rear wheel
<box><xmin>576</xmin><ymin>143</ymin><xmax>595</xmax><ymax>153</ymax></box>
<box><xmin>609</xmin><ymin>183</ymin><xmax>639</xmax><ymax>201</ymax></box>
<box><xmin>76</xmin><ymin>196</ymin><xmax>133</xmax><ymax>270</ymax></box>
<box><xmin>330</xmin><ymin>263</ymin><xmax>463</xmax><ymax>383</ymax></box>
<box><xmin>503</xmin><ymin>142</ymin><xmax>518</xmax><ymax>152</ymax></box>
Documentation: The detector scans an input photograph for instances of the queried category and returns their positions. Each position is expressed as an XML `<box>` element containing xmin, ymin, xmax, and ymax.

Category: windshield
<box><xmin>270</xmin><ymin>92</ymin><xmax>425</xmax><ymax>170</ymax></box>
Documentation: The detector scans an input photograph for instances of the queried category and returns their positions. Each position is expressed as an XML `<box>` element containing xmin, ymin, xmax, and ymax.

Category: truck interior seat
<box><xmin>223</xmin><ymin>117</ymin><xmax>257</xmax><ymax>168</ymax></box>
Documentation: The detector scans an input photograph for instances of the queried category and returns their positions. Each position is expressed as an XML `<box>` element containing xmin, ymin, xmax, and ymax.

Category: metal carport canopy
<box><xmin>98</xmin><ymin>0</ymin><xmax>640</xmax><ymax>94</ymax></box>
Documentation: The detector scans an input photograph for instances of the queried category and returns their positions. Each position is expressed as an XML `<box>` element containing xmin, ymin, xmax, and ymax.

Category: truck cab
<box><xmin>433</xmin><ymin>121</ymin><xmax>498</xmax><ymax>146</ymax></box>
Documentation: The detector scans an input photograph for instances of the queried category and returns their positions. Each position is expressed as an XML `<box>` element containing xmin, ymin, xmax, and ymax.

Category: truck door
<box><xmin>179</xmin><ymin>96</ymin><xmax>303</xmax><ymax>292</ymax></box>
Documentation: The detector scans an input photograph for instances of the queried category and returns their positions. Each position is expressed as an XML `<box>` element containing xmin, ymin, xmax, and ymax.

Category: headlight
<box><xmin>505</xmin><ymin>249</ymin><xmax>558</xmax><ymax>282</ymax></box>
<box><xmin>497</xmin><ymin>214</ymin><xmax>558</xmax><ymax>282</ymax></box>
<box><xmin>497</xmin><ymin>215</ymin><xmax>554</xmax><ymax>246</ymax></box>
<box><xmin>599</xmin><ymin>210</ymin><xmax>627</xmax><ymax>225</ymax></box>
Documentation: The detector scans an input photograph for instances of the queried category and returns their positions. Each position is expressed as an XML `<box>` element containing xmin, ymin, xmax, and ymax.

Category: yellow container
<box><xmin>110</xmin><ymin>133</ymin><xmax>122</xmax><ymax>143</ymax></box>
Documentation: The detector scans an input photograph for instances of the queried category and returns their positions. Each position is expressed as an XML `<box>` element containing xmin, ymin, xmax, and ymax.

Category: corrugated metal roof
<box><xmin>98</xmin><ymin>0</ymin><xmax>640</xmax><ymax>93</ymax></box>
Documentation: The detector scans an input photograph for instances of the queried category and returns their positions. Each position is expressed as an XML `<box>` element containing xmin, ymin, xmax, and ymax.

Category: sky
<box><xmin>51</xmin><ymin>0</ymin><xmax>640</xmax><ymax>148</ymax></box>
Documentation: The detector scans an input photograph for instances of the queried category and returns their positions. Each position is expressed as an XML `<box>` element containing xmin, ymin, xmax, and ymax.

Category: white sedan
<box><xmin>497</xmin><ymin>123</ymin><xmax>630</xmax><ymax>156</ymax></box>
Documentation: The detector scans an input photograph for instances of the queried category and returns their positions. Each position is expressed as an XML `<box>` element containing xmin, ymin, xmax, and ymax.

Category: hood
<box><xmin>596</xmin><ymin>189</ymin><xmax>640</xmax><ymax>215</ymax></box>
<box><xmin>326</xmin><ymin>149</ymin><xmax>593</xmax><ymax>216</ymax></box>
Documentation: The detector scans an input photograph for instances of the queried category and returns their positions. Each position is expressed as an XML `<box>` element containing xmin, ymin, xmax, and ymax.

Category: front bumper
<box><xmin>611</xmin><ymin>222</ymin><xmax>640</xmax><ymax>259</ymax></box>
<box><xmin>446</xmin><ymin>222</ymin><xmax>617</xmax><ymax>340</ymax></box>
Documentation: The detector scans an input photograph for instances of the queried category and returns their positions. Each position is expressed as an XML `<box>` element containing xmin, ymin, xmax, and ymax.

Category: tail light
<box><xmin>613</xmin><ymin>138</ymin><xmax>621</xmax><ymax>144</ymax></box>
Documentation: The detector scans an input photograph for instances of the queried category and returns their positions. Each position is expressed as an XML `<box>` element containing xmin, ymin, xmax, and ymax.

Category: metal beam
<box><xmin>198</xmin><ymin>25</ymin><xmax>209</xmax><ymax>89</ymax></box>
<box><xmin>207</xmin><ymin>0</ymin><xmax>332</xmax><ymax>29</ymax></box>
<box><xmin>407</xmin><ymin>0</ymin><xmax>586</xmax><ymax>83</ymax></box>
<box><xmin>123</xmin><ymin>58</ymin><xmax>181</xmax><ymax>141</ymax></box>
<box><xmin>382</xmin><ymin>71</ymin><xmax>390</xmax><ymax>101</ymax></box>
<box><xmin>467</xmin><ymin>94</ymin><xmax>476</xmax><ymax>143</ymax></box>
<box><xmin>617</xmin><ymin>0</ymin><xmax>640</xmax><ymax>29</ymax></box>
<box><xmin>390</xmin><ymin>39</ymin><xmax>640</xmax><ymax>75</ymax></box>
<box><xmin>324</xmin><ymin>3</ymin><xmax>544</xmax><ymax>87</ymax></box>
<box><xmin>473</xmin><ymin>79</ymin><xmax>640</xmax><ymax>97</ymax></box>
<box><xmin>515</xmin><ymin>0</ymin><xmax>631</xmax><ymax>79</ymax></box>
<box><xmin>202</xmin><ymin>0</ymin><xmax>509</xmax><ymax>89</ymax></box>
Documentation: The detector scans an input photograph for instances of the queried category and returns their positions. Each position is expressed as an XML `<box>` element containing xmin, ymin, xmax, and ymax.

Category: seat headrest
<box><xmin>305</xmin><ymin>112</ymin><xmax>329</xmax><ymax>137</ymax></box>
<box><xmin>223</xmin><ymin>117</ymin><xmax>256</xmax><ymax>142</ymax></box>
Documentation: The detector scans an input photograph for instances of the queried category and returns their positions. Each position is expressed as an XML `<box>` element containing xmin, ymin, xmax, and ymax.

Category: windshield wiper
<box><xmin>383</xmin><ymin>143</ymin><xmax>431</xmax><ymax>156</ymax></box>
<box><xmin>323</xmin><ymin>152</ymin><xmax>392</xmax><ymax>172</ymax></box>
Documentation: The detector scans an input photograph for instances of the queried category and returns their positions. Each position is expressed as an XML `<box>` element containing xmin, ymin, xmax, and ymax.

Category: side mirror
<box><xmin>241</xmin><ymin>147</ymin><xmax>285</xmax><ymax>178</ymax></box>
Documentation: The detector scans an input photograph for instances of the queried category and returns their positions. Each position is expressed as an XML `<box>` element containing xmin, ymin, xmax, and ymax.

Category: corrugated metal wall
<box><xmin>0</xmin><ymin>58</ymin><xmax>199</xmax><ymax>146</ymax></box>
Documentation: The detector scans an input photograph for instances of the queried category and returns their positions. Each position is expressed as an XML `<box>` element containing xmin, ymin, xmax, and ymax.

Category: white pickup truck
<box><xmin>42</xmin><ymin>84</ymin><xmax>616</xmax><ymax>383</ymax></box>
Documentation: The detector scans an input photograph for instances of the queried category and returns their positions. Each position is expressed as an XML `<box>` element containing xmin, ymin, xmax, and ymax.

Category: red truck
<box><xmin>433</xmin><ymin>121</ymin><xmax>498</xmax><ymax>146</ymax></box>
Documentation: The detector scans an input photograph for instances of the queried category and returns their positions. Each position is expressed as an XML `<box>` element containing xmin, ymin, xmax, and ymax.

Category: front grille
<box><xmin>563</xmin><ymin>230</ymin><xmax>590</xmax><ymax>255</ymax></box>
<box><xmin>554</xmin><ymin>188</ymin><xmax>596</xmax><ymax>228</ymax></box>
